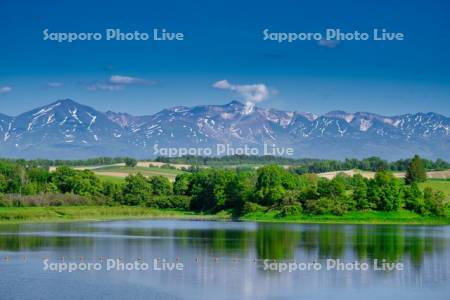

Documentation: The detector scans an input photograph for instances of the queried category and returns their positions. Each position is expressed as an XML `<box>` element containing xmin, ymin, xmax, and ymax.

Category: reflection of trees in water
<box><xmin>317</xmin><ymin>226</ymin><xmax>346</xmax><ymax>258</ymax></box>
<box><xmin>122</xmin><ymin>228</ymin><xmax>252</xmax><ymax>255</ymax></box>
<box><xmin>0</xmin><ymin>223</ymin><xmax>447</xmax><ymax>266</ymax></box>
<box><xmin>255</xmin><ymin>225</ymin><xmax>302</xmax><ymax>260</ymax></box>
<box><xmin>174</xmin><ymin>229</ymin><xmax>252</xmax><ymax>255</ymax></box>
<box><xmin>252</xmin><ymin>224</ymin><xmax>446</xmax><ymax>265</ymax></box>
<box><xmin>253</xmin><ymin>225</ymin><xmax>346</xmax><ymax>260</ymax></box>
<box><xmin>298</xmin><ymin>229</ymin><xmax>319</xmax><ymax>255</ymax></box>
<box><xmin>174</xmin><ymin>229</ymin><xmax>251</xmax><ymax>255</ymax></box>
<box><xmin>352</xmin><ymin>225</ymin><xmax>447</xmax><ymax>265</ymax></box>
<box><xmin>0</xmin><ymin>235</ymin><xmax>93</xmax><ymax>251</ymax></box>
<box><xmin>352</xmin><ymin>226</ymin><xmax>405</xmax><ymax>262</ymax></box>
<box><xmin>403</xmin><ymin>227</ymin><xmax>446</xmax><ymax>266</ymax></box>
<box><xmin>208</xmin><ymin>230</ymin><xmax>250</xmax><ymax>254</ymax></box>
<box><xmin>0</xmin><ymin>223</ymin><xmax>94</xmax><ymax>251</ymax></box>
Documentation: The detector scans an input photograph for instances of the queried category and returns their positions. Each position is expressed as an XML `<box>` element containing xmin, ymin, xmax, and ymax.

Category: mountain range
<box><xmin>0</xmin><ymin>99</ymin><xmax>449</xmax><ymax>160</ymax></box>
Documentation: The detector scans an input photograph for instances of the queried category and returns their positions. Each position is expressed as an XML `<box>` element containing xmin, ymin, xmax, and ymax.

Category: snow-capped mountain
<box><xmin>0</xmin><ymin>99</ymin><xmax>449</xmax><ymax>160</ymax></box>
<box><xmin>0</xmin><ymin>99</ymin><xmax>129</xmax><ymax>158</ymax></box>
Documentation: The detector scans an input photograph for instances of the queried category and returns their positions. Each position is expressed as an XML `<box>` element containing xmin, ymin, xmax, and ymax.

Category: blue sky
<box><xmin>1</xmin><ymin>0</ymin><xmax>449</xmax><ymax>116</ymax></box>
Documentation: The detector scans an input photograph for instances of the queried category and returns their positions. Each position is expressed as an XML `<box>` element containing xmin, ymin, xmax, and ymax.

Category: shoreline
<box><xmin>0</xmin><ymin>206</ymin><xmax>225</xmax><ymax>225</ymax></box>
<box><xmin>0</xmin><ymin>206</ymin><xmax>448</xmax><ymax>225</ymax></box>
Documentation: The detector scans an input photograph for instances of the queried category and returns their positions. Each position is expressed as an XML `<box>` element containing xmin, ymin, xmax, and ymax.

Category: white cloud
<box><xmin>212</xmin><ymin>80</ymin><xmax>270</xmax><ymax>104</ymax></box>
<box><xmin>0</xmin><ymin>86</ymin><xmax>12</xmax><ymax>94</ymax></box>
<box><xmin>110</xmin><ymin>75</ymin><xmax>152</xmax><ymax>85</ymax></box>
<box><xmin>212</xmin><ymin>80</ymin><xmax>232</xmax><ymax>89</ymax></box>
<box><xmin>318</xmin><ymin>39</ymin><xmax>339</xmax><ymax>48</ymax></box>
<box><xmin>47</xmin><ymin>82</ymin><xmax>64</xmax><ymax>88</ymax></box>
<box><xmin>86</xmin><ymin>75</ymin><xmax>154</xmax><ymax>91</ymax></box>
<box><xmin>86</xmin><ymin>83</ymin><xmax>124</xmax><ymax>91</ymax></box>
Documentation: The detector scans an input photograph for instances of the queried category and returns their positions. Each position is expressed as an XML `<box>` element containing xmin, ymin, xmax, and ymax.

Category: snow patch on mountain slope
<box><xmin>359</xmin><ymin>119</ymin><xmax>372</xmax><ymax>131</ymax></box>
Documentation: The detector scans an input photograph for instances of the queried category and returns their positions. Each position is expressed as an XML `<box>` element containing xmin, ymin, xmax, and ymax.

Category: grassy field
<box><xmin>54</xmin><ymin>162</ymin><xmax>450</xmax><ymax>184</ymax></box>
<box><xmin>419</xmin><ymin>179</ymin><xmax>450</xmax><ymax>200</ymax></box>
<box><xmin>137</xmin><ymin>161</ymin><xmax>191</xmax><ymax>170</ymax></box>
<box><xmin>241</xmin><ymin>210</ymin><xmax>450</xmax><ymax>225</ymax></box>
<box><xmin>92</xmin><ymin>166</ymin><xmax>185</xmax><ymax>181</ymax></box>
<box><xmin>0</xmin><ymin>206</ymin><xmax>448</xmax><ymax>225</ymax></box>
<box><xmin>317</xmin><ymin>169</ymin><xmax>450</xmax><ymax>180</ymax></box>
<box><xmin>0</xmin><ymin>206</ymin><xmax>224</xmax><ymax>224</ymax></box>
<box><xmin>97</xmin><ymin>174</ymin><xmax>126</xmax><ymax>184</ymax></box>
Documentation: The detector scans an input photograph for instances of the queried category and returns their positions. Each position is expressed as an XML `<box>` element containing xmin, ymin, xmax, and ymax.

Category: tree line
<box><xmin>0</xmin><ymin>155</ymin><xmax>447</xmax><ymax>217</ymax></box>
<box><xmin>2</xmin><ymin>155</ymin><xmax>449</xmax><ymax>172</ymax></box>
<box><xmin>156</xmin><ymin>155</ymin><xmax>450</xmax><ymax>172</ymax></box>
<box><xmin>0</xmin><ymin>157</ymin><xmax>128</xmax><ymax>168</ymax></box>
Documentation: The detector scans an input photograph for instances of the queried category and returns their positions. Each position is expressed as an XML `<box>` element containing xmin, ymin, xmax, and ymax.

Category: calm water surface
<box><xmin>0</xmin><ymin>220</ymin><xmax>449</xmax><ymax>300</ymax></box>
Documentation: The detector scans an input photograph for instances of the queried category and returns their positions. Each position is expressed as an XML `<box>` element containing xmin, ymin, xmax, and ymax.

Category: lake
<box><xmin>0</xmin><ymin>220</ymin><xmax>449</xmax><ymax>299</ymax></box>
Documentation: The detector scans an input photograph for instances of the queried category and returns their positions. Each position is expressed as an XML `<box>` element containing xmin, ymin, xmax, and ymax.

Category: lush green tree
<box><xmin>317</xmin><ymin>178</ymin><xmax>346</xmax><ymax>199</ymax></box>
<box><xmin>334</xmin><ymin>173</ymin><xmax>353</xmax><ymax>189</ymax></box>
<box><xmin>27</xmin><ymin>167</ymin><xmax>51</xmax><ymax>185</ymax></box>
<box><xmin>304</xmin><ymin>197</ymin><xmax>347</xmax><ymax>216</ymax></box>
<box><xmin>403</xmin><ymin>183</ymin><xmax>425</xmax><ymax>214</ymax></box>
<box><xmin>52</xmin><ymin>168</ymin><xmax>104</xmax><ymax>197</ymax></box>
<box><xmin>0</xmin><ymin>174</ymin><xmax>7</xmax><ymax>193</ymax></box>
<box><xmin>189</xmin><ymin>169</ymin><xmax>234</xmax><ymax>212</ymax></box>
<box><xmin>23</xmin><ymin>182</ymin><xmax>40</xmax><ymax>195</ymax></box>
<box><xmin>298</xmin><ymin>173</ymin><xmax>320</xmax><ymax>203</ymax></box>
<box><xmin>44</xmin><ymin>182</ymin><xmax>59</xmax><ymax>194</ymax></box>
<box><xmin>102</xmin><ymin>182</ymin><xmax>123</xmax><ymax>203</ymax></box>
<box><xmin>52</xmin><ymin>166</ymin><xmax>78</xmax><ymax>193</ymax></box>
<box><xmin>366</xmin><ymin>179</ymin><xmax>381</xmax><ymax>209</ymax></box>
<box><xmin>124</xmin><ymin>157</ymin><xmax>137</xmax><ymax>168</ymax></box>
<box><xmin>280</xmin><ymin>190</ymin><xmax>301</xmax><ymax>205</ymax></box>
<box><xmin>0</xmin><ymin>161</ymin><xmax>17</xmax><ymax>178</ymax></box>
<box><xmin>281</xmin><ymin>171</ymin><xmax>302</xmax><ymax>190</ymax></box>
<box><xmin>173</xmin><ymin>173</ymin><xmax>193</xmax><ymax>195</ymax></box>
<box><xmin>423</xmin><ymin>187</ymin><xmax>446</xmax><ymax>216</ymax></box>
<box><xmin>405</xmin><ymin>155</ymin><xmax>427</xmax><ymax>184</ymax></box>
<box><xmin>210</xmin><ymin>169</ymin><xmax>234</xmax><ymax>210</ymax></box>
<box><xmin>188</xmin><ymin>170</ymin><xmax>211</xmax><ymax>211</ymax></box>
<box><xmin>278</xmin><ymin>203</ymin><xmax>303</xmax><ymax>217</ymax></box>
<box><xmin>225</xmin><ymin>171</ymin><xmax>256</xmax><ymax>212</ymax></box>
<box><xmin>254</xmin><ymin>165</ymin><xmax>286</xmax><ymax>206</ymax></box>
<box><xmin>145</xmin><ymin>195</ymin><xmax>191</xmax><ymax>210</ymax></box>
<box><xmin>149</xmin><ymin>175</ymin><xmax>173</xmax><ymax>196</ymax></box>
<box><xmin>72</xmin><ymin>170</ymin><xmax>104</xmax><ymax>197</ymax></box>
<box><xmin>372</xmin><ymin>171</ymin><xmax>403</xmax><ymax>211</ymax></box>
<box><xmin>352</xmin><ymin>175</ymin><xmax>371</xmax><ymax>210</ymax></box>
<box><xmin>122</xmin><ymin>173</ymin><xmax>152</xmax><ymax>205</ymax></box>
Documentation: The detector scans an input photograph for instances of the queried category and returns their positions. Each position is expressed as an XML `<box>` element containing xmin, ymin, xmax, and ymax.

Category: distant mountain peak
<box><xmin>56</xmin><ymin>98</ymin><xmax>77</xmax><ymax>104</ymax></box>
<box><xmin>44</xmin><ymin>98</ymin><xmax>79</xmax><ymax>108</ymax></box>
<box><xmin>227</xmin><ymin>100</ymin><xmax>245</xmax><ymax>106</ymax></box>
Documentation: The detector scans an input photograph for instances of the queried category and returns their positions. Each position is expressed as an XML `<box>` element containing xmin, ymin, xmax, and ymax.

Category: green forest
<box><xmin>0</xmin><ymin>155</ymin><xmax>447</xmax><ymax>219</ymax></box>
